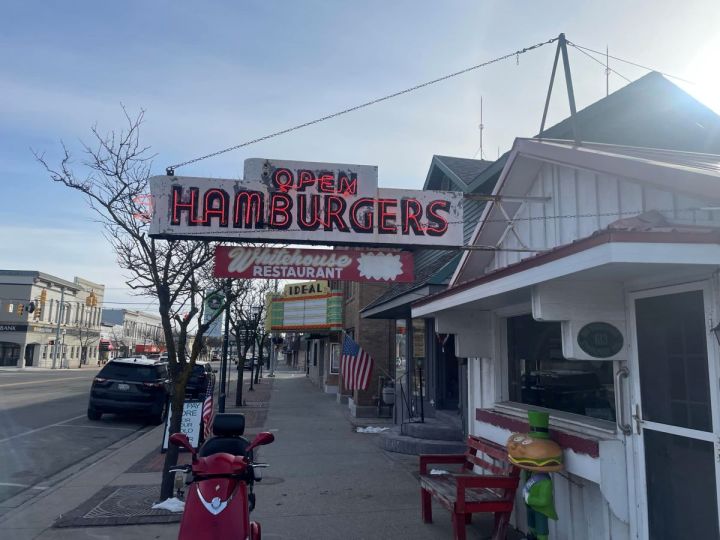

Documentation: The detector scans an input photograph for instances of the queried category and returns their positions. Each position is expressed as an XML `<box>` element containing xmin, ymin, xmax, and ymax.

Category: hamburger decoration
<box><xmin>506</xmin><ymin>411</ymin><xmax>562</xmax><ymax>540</ymax></box>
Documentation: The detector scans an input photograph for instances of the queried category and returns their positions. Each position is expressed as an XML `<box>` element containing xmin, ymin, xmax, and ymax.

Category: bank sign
<box><xmin>149</xmin><ymin>158</ymin><xmax>464</xmax><ymax>247</ymax></box>
<box><xmin>214</xmin><ymin>246</ymin><xmax>414</xmax><ymax>282</ymax></box>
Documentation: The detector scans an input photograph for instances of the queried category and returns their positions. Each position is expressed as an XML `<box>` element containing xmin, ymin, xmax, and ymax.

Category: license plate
<box><xmin>117</xmin><ymin>383</ymin><xmax>130</xmax><ymax>391</ymax></box>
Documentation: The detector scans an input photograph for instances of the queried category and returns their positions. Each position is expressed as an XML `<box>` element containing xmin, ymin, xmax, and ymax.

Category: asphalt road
<box><xmin>0</xmin><ymin>368</ymin><xmax>150</xmax><ymax>508</ymax></box>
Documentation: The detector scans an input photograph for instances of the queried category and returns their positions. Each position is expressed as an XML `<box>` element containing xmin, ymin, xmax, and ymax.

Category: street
<box><xmin>0</xmin><ymin>369</ymin><xmax>150</xmax><ymax>509</ymax></box>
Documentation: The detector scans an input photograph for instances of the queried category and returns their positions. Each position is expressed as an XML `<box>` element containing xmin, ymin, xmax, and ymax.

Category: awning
<box><xmin>413</xmin><ymin>229</ymin><xmax>720</xmax><ymax>319</ymax></box>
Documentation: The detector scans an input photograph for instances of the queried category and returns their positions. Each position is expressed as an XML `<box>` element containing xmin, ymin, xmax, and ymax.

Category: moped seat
<box><xmin>198</xmin><ymin>435</ymin><xmax>251</xmax><ymax>457</ymax></box>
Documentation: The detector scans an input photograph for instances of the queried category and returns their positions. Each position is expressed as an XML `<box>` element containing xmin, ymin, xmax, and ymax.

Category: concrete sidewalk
<box><xmin>1</xmin><ymin>370</ymin><xmax>514</xmax><ymax>539</ymax></box>
<box><xmin>251</xmin><ymin>371</ymin><xmax>507</xmax><ymax>540</ymax></box>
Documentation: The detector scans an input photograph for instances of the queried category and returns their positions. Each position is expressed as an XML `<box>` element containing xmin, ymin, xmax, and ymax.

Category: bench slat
<box><xmin>420</xmin><ymin>475</ymin><xmax>508</xmax><ymax>504</ymax></box>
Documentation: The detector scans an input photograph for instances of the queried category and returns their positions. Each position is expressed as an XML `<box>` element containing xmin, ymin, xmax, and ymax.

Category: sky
<box><xmin>2</xmin><ymin>0</ymin><xmax>720</xmax><ymax>310</ymax></box>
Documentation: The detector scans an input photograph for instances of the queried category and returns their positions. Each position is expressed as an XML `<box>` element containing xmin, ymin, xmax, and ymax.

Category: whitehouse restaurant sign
<box><xmin>149</xmin><ymin>158</ymin><xmax>464</xmax><ymax>248</ymax></box>
<box><xmin>214</xmin><ymin>246</ymin><xmax>414</xmax><ymax>282</ymax></box>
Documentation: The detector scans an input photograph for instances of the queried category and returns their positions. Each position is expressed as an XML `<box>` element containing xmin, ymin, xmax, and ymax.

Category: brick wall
<box><xmin>343</xmin><ymin>281</ymin><xmax>394</xmax><ymax>406</ymax></box>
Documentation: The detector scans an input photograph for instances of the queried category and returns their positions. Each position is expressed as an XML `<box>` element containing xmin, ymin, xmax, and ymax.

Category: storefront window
<box><xmin>412</xmin><ymin>319</ymin><xmax>426</xmax><ymax>398</ymax></box>
<box><xmin>395</xmin><ymin>320</ymin><xmax>407</xmax><ymax>381</ymax></box>
<box><xmin>330</xmin><ymin>343</ymin><xmax>340</xmax><ymax>374</ymax></box>
<box><xmin>507</xmin><ymin>314</ymin><xmax>615</xmax><ymax>422</ymax></box>
<box><xmin>0</xmin><ymin>342</ymin><xmax>20</xmax><ymax>367</ymax></box>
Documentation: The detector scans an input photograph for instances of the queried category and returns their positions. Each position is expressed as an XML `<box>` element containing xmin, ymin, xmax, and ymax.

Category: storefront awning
<box><xmin>413</xmin><ymin>229</ymin><xmax>720</xmax><ymax>319</ymax></box>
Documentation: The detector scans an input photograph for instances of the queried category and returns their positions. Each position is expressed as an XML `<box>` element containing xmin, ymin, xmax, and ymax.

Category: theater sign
<box><xmin>148</xmin><ymin>158</ymin><xmax>464</xmax><ymax>247</ymax></box>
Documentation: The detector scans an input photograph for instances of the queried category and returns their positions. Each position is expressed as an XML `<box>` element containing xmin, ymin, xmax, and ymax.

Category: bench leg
<box><xmin>452</xmin><ymin>512</ymin><xmax>467</xmax><ymax>540</ymax></box>
<box><xmin>420</xmin><ymin>488</ymin><xmax>432</xmax><ymax>523</ymax></box>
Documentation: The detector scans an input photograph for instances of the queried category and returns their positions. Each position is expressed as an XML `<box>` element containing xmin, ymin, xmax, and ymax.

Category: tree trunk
<box><xmin>160</xmin><ymin>379</ymin><xmax>186</xmax><ymax>500</ymax></box>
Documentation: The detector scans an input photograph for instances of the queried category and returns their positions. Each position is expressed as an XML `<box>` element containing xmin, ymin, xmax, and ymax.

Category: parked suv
<box><xmin>185</xmin><ymin>361</ymin><xmax>215</xmax><ymax>399</ymax></box>
<box><xmin>88</xmin><ymin>357</ymin><xmax>170</xmax><ymax>424</ymax></box>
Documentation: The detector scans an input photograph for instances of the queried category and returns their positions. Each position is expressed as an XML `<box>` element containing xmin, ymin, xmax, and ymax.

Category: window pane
<box><xmin>395</xmin><ymin>320</ymin><xmax>407</xmax><ymax>381</ymax></box>
<box><xmin>507</xmin><ymin>315</ymin><xmax>615</xmax><ymax>422</ymax></box>
<box><xmin>636</xmin><ymin>291</ymin><xmax>711</xmax><ymax>432</ymax></box>
<box><xmin>644</xmin><ymin>430</ymin><xmax>718</xmax><ymax>539</ymax></box>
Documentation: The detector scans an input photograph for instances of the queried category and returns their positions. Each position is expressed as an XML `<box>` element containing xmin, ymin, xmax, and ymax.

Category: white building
<box><xmin>0</xmin><ymin>270</ymin><xmax>104</xmax><ymax>368</ymax></box>
<box><xmin>414</xmin><ymin>139</ymin><xmax>720</xmax><ymax>539</ymax></box>
<box><xmin>101</xmin><ymin>308</ymin><xmax>163</xmax><ymax>357</ymax></box>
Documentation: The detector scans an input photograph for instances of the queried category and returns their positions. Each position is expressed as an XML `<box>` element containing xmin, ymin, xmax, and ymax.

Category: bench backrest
<box><xmin>463</xmin><ymin>435</ymin><xmax>519</xmax><ymax>477</ymax></box>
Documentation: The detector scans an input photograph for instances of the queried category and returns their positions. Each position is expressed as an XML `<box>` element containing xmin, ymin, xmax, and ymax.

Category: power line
<box><xmin>167</xmin><ymin>37</ymin><xmax>559</xmax><ymax>172</ymax></box>
<box><xmin>568</xmin><ymin>41</ymin><xmax>693</xmax><ymax>84</ymax></box>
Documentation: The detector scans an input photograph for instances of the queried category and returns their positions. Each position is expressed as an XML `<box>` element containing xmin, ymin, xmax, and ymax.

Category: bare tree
<box><xmin>34</xmin><ymin>108</ymin><xmax>237</xmax><ymax>500</ymax></box>
<box><xmin>75</xmin><ymin>323</ymin><xmax>100</xmax><ymax>365</ymax></box>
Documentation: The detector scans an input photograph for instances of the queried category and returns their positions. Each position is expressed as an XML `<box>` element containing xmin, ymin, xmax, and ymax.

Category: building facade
<box><xmin>0</xmin><ymin>270</ymin><xmax>104</xmax><ymax>368</ymax></box>
<box><xmin>101</xmin><ymin>308</ymin><xmax>163</xmax><ymax>357</ymax></box>
<box><xmin>414</xmin><ymin>139</ymin><xmax>720</xmax><ymax>539</ymax></box>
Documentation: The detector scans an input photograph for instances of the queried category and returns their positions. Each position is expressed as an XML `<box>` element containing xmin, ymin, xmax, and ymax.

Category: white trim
<box><xmin>414</xmin><ymin>242</ymin><xmax>720</xmax><ymax>318</ymax></box>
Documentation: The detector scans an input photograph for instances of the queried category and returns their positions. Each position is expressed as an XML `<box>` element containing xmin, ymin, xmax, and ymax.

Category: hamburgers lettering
<box><xmin>169</xmin><ymin>186</ymin><xmax>451</xmax><ymax>237</ymax></box>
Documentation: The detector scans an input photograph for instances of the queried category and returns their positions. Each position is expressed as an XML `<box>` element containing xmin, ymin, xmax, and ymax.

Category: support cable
<box><xmin>167</xmin><ymin>37</ymin><xmax>559</xmax><ymax>171</ymax></box>
<box><xmin>568</xmin><ymin>41</ymin><xmax>693</xmax><ymax>84</ymax></box>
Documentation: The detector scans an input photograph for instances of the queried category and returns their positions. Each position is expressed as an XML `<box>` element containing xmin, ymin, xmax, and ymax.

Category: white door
<box><xmin>629</xmin><ymin>283</ymin><xmax>720</xmax><ymax>539</ymax></box>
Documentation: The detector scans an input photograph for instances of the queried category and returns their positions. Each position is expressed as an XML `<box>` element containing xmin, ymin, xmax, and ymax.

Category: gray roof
<box><xmin>362</xmin><ymin>71</ymin><xmax>720</xmax><ymax>319</ymax></box>
<box><xmin>0</xmin><ymin>270</ymin><xmax>80</xmax><ymax>291</ymax></box>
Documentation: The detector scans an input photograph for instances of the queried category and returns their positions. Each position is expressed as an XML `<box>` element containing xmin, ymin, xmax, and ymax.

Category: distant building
<box><xmin>0</xmin><ymin>270</ymin><xmax>105</xmax><ymax>368</ymax></box>
<box><xmin>101</xmin><ymin>308</ymin><xmax>164</xmax><ymax>357</ymax></box>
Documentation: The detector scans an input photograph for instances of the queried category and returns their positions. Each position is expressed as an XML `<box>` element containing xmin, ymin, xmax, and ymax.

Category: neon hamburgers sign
<box><xmin>149</xmin><ymin>158</ymin><xmax>463</xmax><ymax>247</ymax></box>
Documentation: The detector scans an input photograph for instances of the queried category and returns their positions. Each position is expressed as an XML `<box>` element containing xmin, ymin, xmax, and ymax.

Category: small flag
<box><xmin>202</xmin><ymin>377</ymin><xmax>215</xmax><ymax>440</ymax></box>
<box><xmin>340</xmin><ymin>334</ymin><xmax>374</xmax><ymax>390</ymax></box>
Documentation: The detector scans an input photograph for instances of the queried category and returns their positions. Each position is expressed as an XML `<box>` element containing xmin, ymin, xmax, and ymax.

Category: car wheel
<box><xmin>87</xmin><ymin>407</ymin><xmax>102</xmax><ymax>421</ymax></box>
<box><xmin>150</xmin><ymin>399</ymin><xmax>168</xmax><ymax>425</ymax></box>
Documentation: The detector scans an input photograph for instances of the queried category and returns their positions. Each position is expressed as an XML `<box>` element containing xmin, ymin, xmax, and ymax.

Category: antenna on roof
<box><xmin>473</xmin><ymin>96</ymin><xmax>485</xmax><ymax>159</ymax></box>
<box><xmin>605</xmin><ymin>45</ymin><xmax>610</xmax><ymax>96</ymax></box>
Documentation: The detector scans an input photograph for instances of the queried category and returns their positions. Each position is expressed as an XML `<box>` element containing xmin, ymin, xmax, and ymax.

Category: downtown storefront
<box><xmin>413</xmin><ymin>138</ymin><xmax>720</xmax><ymax>539</ymax></box>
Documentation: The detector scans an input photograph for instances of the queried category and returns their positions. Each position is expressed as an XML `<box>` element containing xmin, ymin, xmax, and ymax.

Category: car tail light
<box><xmin>94</xmin><ymin>377</ymin><xmax>107</xmax><ymax>383</ymax></box>
<box><xmin>143</xmin><ymin>381</ymin><xmax>163</xmax><ymax>388</ymax></box>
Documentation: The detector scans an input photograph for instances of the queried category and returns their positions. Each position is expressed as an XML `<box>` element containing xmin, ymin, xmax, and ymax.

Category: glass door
<box><xmin>630</xmin><ymin>285</ymin><xmax>720</xmax><ymax>539</ymax></box>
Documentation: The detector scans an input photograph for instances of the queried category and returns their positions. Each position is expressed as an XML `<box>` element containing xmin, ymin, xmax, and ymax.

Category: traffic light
<box><xmin>86</xmin><ymin>292</ymin><xmax>98</xmax><ymax>307</ymax></box>
<box><xmin>26</xmin><ymin>301</ymin><xmax>35</xmax><ymax>314</ymax></box>
<box><xmin>16</xmin><ymin>303</ymin><xmax>24</xmax><ymax>316</ymax></box>
<box><xmin>34</xmin><ymin>303</ymin><xmax>42</xmax><ymax>320</ymax></box>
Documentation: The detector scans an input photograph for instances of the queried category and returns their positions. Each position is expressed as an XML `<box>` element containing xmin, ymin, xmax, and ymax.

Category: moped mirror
<box><xmin>169</xmin><ymin>433</ymin><xmax>197</xmax><ymax>461</ymax></box>
<box><xmin>247</xmin><ymin>432</ymin><xmax>275</xmax><ymax>453</ymax></box>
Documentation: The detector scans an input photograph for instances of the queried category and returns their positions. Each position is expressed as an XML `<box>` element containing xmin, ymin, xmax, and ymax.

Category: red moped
<box><xmin>169</xmin><ymin>413</ymin><xmax>274</xmax><ymax>540</ymax></box>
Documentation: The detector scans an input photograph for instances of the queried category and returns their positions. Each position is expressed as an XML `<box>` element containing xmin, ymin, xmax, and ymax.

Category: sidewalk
<box><xmin>0</xmin><ymin>368</ymin><xmax>515</xmax><ymax>539</ymax></box>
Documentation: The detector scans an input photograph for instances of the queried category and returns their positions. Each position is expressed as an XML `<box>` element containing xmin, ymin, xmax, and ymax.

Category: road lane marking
<box><xmin>0</xmin><ymin>415</ymin><xmax>86</xmax><ymax>444</ymax></box>
<box><xmin>0</xmin><ymin>377</ymin><xmax>89</xmax><ymax>388</ymax></box>
<box><xmin>0</xmin><ymin>482</ymin><xmax>48</xmax><ymax>490</ymax></box>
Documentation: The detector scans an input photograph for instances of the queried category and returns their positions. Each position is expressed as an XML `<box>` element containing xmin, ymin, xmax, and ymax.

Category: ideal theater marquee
<box><xmin>149</xmin><ymin>158</ymin><xmax>464</xmax><ymax>247</ymax></box>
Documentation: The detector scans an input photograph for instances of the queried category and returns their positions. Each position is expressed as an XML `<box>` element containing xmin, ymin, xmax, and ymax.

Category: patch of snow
<box><xmin>430</xmin><ymin>469</ymin><xmax>450</xmax><ymax>475</ymax></box>
<box><xmin>356</xmin><ymin>426</ymin><xmax>390</xmax><ymax>433</ymax></box>
<box><xmin>152</xmin><ymin>497</ymin><xmax>185</xmax><ymax>512</ymax></box>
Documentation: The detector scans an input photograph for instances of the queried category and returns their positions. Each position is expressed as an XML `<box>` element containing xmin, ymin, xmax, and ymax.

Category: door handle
<box><xmin>615</xmin><ymin>367</ymin><xmax>632</xmax><ymax>435</ymax></box>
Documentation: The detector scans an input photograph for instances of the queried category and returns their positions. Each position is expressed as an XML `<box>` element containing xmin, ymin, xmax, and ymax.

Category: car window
<box><xmin>100</xmin><ymin>362</ymin><xmax>162</xmax><ymax>381</ymax></box>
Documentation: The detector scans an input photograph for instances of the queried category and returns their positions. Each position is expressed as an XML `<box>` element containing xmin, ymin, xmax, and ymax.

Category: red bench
<box><xmin>419</xmin><ymin>435</ymin><xmax>520</xmax><ymax>540</ymax></box>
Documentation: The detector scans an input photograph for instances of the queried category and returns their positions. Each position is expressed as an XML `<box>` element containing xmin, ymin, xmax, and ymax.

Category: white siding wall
<box><xmin>489</xmin><ymin>163</ymin><xmax>720</xmax><ymax>272</ymax></box>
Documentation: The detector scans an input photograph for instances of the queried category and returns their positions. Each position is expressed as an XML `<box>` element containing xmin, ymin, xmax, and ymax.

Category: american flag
<box><xmin>340</xmin><ymin>334</ymin><xmax>374</xmax><ymax>390</ymax></box>
<box><xmin>202</xmin><ymin>377</ymin><xmax>215</xmax><ymax>440</ymax></box>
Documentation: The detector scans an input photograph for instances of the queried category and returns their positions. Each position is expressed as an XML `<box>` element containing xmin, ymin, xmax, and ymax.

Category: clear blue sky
<box><xmin>2</xmin><ymin>0</ymin><xmax>719</xmax><ymax>307</ymax></box>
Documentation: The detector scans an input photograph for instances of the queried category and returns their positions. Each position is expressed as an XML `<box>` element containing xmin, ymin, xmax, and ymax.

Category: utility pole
<box><xmin>218</xmin><ymin>279</ymin><xmax>231</xmax><ymax>413</ymax></box>
<box><xmin>268</xmin><ymin>333</ymin><xmax>276</xmax><ymax>378</ymax></box>
<box><xmin>52</xmin><ymin>288</ymin><xmax>65</xmax><ymax>369</ymax></box>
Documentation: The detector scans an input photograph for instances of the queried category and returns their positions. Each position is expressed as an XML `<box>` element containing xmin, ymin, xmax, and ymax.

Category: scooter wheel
<box><xmin>250</xmin><ymin>521</ymin><xmax>261</xmax><ymax>540</ymax></box>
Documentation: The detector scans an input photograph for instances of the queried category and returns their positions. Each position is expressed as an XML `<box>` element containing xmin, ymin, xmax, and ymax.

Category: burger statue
<box><xmin>506</xmin><ymin>411</ymin><xmax>563</xmax><ymax>540</ymax></box>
